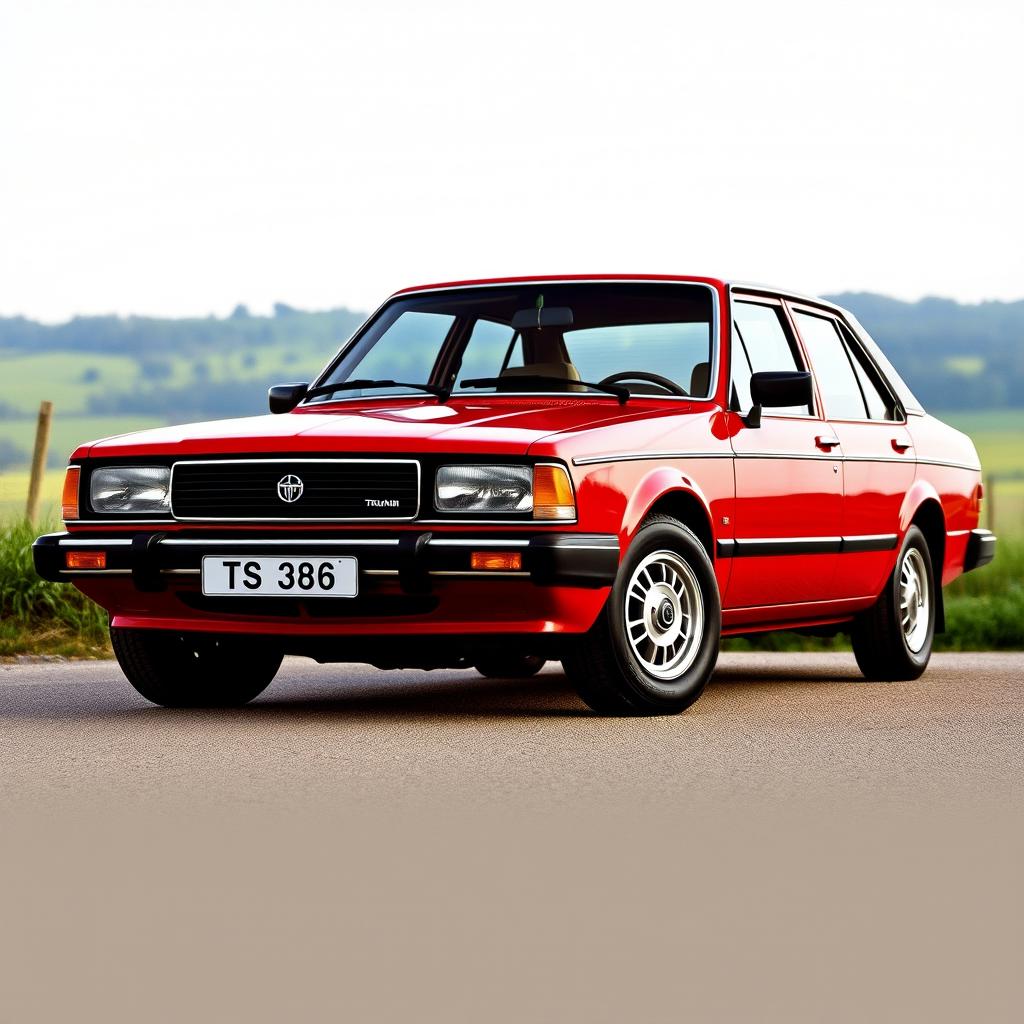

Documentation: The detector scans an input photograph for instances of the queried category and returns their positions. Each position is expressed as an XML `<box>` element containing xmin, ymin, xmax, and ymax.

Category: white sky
<box><xmin>1</xmin><ymin>0</ymin><xmax>1022</xmax><ymax>322</ymax></box>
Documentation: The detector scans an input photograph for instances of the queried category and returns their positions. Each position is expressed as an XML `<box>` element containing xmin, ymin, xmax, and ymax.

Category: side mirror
<box><xmin>744</xmin><ymin>371</ymin><xmax>812</xmax><ymax>427</ymax></box>
<box><xmin>268</xmin><ymin>382</ymin><xmax>309</xmax><ymax>414</ymax></box>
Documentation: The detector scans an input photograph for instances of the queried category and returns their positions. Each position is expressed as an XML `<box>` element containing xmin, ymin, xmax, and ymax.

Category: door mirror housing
<box><xmin>268</xmin><ymin>382</ymin><xmax>309</xmax><ymax>414</ymax></box>
<box><xmin>744</xmin><ymin>371</ymin><xmax>813</xmax><ymax>427</ymax></box>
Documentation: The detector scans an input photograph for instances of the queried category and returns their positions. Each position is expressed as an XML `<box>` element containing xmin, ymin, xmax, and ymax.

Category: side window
<box><xmin>456</xmin><ymin>319</ymin><xmax>520</xmax><ymax>383</ymax></box>
<box><xmin>839</xmin><ymin>323</ymin><xmax>895</xmax><ymax>420</ymax></box>
<box><xmin>731</xmin><ymin>301</ymin><xmax>810</xmax><ymax>415</ymax></box>
<box><xmin>793</xmin><ymin>312</ymin><xmax>867</xmax><ymax>420</ymax></box>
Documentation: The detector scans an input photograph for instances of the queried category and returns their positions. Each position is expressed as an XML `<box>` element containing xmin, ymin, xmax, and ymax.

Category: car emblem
<box><xmin>277</xmin><ymin>474</ymin><xmax>304</xmax><ymax>503</ymax></box>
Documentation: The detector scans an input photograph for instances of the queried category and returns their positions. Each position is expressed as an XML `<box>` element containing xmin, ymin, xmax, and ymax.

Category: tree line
<box><xmin>1</xmin><ymin>294</ymin><xmax>1021</xmax><ymax>416</ymax></box>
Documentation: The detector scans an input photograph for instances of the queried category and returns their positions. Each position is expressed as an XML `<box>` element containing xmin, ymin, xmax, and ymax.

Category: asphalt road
<box><xmin>2</xmin><ymin>651</ymin><xmax>1022</xmax><ymax>1022</ymax></box>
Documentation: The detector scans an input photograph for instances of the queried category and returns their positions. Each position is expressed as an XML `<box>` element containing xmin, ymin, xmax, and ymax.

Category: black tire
<box><xmin>851</xmin><ymin>525</ymin><xmax>935</xmax><ymax>681</ymax></box>
<box><xmin>474</xmin><ymin>655</ymin><xmax>546</xmax><ymax>679</ymax></box>
<box><xmin>561</xmin><ymin>515</ymin><xmax>721</xmax><ymax>716</ymax></box>
<box><xmin>110</xmin><ymin>628</ymin><xmax>283</xmax><ymax>708</ymax></box>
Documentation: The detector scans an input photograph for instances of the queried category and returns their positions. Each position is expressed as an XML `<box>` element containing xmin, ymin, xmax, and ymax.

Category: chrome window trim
<box><xmin>168</xmin><ymin>458</ymin><xmax>422</xmax><ymax>523</ymax></box>
<box><xmin>728</xmin><ymin>290</ymin><xmax>818</xmax><ymax>419</ymax></box>
<box><xmin>302</xmin><ymin>279</ymin><xmax>721</xmax><ymax>407</ymax></box>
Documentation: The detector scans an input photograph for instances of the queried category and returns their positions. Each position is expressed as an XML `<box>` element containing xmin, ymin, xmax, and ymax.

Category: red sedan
<box><xmin>34</xmin><ymin>275</ymin><xmax>996</xmax><ymax>715</ymax></box>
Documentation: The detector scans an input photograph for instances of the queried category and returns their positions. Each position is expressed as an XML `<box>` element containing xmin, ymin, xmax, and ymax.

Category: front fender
<box><xmin>620</xmin><ymin>467</ymin><xmax>713</xmax><ymax>544</ymax></box>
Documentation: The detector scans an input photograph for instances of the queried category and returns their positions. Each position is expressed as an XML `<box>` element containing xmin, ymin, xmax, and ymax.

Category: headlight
<box><xmin>434</xmin><ymin>464</ymin><xmax>576</xmax><ymax>519</ymax></box>
<box><xmin>90</xmin><ymin>466</ymin><xmax>171</xmax><ymax>514</ymax></box>
<box><xmin>435</xmin><ymin>465</ymin><xmax>533</xmax><ymax>513</ymax></box>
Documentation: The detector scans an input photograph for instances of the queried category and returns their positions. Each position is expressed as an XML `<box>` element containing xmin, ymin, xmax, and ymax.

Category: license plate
<box><xmin>201</xmin><ymin>556</ymin><xmax>358</xmax><ymax>597</ymax></box>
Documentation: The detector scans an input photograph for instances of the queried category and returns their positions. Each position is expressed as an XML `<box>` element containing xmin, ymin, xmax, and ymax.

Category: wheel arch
<box><xmin>904</xmin><ymin>493</ymin><xmax>947</xmax><ymax>634</ymax></box>
<box><xmin>621</xmin><ymin>469</ymin><xmax>715</xmax><ymax>563</ymax></box>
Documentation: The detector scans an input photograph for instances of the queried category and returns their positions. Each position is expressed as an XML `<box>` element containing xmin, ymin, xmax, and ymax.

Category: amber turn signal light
<box><xmin>61</xmin><ymin>466</ymin><xmax>81</xmax><ymax>521</ymax></box>
<box><xmin>65</xmin><ymin>551</ymin><xmax>106</xmax><ymax>570</ymax></box>
<box><xmin>470</xmin><ymin>551</ymin><xmax>523</xmax><ymax>571</ymax></box>
<box><xmin>532</xmin><ymin>464</ymin><xmax>575</xmax><ymax>520</ymax></box>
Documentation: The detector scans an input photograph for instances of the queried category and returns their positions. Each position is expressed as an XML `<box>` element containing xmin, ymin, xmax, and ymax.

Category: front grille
<box><xmin>170</xmin><ymin>459</ymin><xmax>420</xmax><ymax>521</ymax></box>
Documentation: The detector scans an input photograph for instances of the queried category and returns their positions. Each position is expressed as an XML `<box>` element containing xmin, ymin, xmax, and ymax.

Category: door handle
<box><xmin>816</xmin><ymin>435</ymin><xmax>841</xmax><ymax>450</ymax></box>
<box><xmin>891</xmin><ymin>439</ymin><xmax>913</xmax><ymax>453</ymax></box>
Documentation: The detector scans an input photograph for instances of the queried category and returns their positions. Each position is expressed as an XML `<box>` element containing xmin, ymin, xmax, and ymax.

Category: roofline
<box><xmin>728</xmin><ymin>280</ymin><xmax>850</xmax><ymax>315</ymax></box>
<box><xmin>389</xmin><ymin>273</ymin><xmax>846</xmax><ymax>314</ymax></box>
<box><xmin>390</xmin><ymin>274</ymin><xmax>729</xmax><ymax>297</ymax></box>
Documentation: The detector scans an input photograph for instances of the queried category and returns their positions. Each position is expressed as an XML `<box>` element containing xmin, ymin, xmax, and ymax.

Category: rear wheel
<box><xmin>562</xmin><ymin>515</ymin><xmax>721</xmax><ymax>716</ymax></box>
<box><xmin>110</xmin><ymin>628</ymin><xmax>282</xmax><ymax>708</ymax></box>
<box><xmin>851</xmin><ymin>525</ymin><xmax>935</xmax><ymax>681</ymax></box>
<box><xmin>474</xmin><ymin>655</ymin><xmax>546</xmax><ymax>679</ymax></box>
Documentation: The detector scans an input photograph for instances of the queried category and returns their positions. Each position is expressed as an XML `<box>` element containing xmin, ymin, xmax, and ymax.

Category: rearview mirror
<box><xmin>745</xmin><ymin>371</ymin><xmax>812</xmax><ymax>427</ymax></box>
<box><xmin>268</xmin><ymin>382</ymin><xmax>309</xmax><ymax>414</ymax></box>
<box><xmin>511</xmin><ymin>306</ymin><xmax>574</xmax><ymax>330</ymax></box>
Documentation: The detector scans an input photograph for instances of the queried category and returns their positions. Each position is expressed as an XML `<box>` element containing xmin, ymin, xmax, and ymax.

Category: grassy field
<box><xmin>2</xmin><ymin>342</ymin><xmax>331</xmax><ymax>416</ymax></box>
<box><xmin>943</xmin><ymin>410</ymin><xmax>1024</xmax><ymax>536</ymax></box>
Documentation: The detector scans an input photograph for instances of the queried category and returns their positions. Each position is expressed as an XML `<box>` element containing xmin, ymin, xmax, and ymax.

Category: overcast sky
<box><xmin>1</xmin><ymin>0</ymin><xmax>1021</xmax><ymax>322</ymax></box>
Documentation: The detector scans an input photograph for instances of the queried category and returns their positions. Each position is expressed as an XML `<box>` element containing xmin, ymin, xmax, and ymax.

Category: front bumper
<box><xmin>33</xmin><ymin>531</ymin><xmax>620</xmax><ymax>592</ymax></box>
<box><xmin>963</xmin><ymin>528</ymin><xmax>996</xmax><ymax>573</ymax></box>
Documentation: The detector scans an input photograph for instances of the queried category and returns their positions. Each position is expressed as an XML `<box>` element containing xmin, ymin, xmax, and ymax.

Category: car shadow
<box><xmin>1</xmin><ymin>658</ymin><xmax>870</xmax><ymax>723</ymax></box>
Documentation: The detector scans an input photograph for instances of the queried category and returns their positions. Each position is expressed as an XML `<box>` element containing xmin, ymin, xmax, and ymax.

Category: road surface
<box><xmin>2</xmin><ymin>651</ymin><xmax>1022</xmax><ymax>1022</ymax></box>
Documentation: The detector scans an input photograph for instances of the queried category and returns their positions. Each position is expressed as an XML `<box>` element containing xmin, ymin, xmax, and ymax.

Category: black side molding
<box><xmin>716</xmin><ymin>534</ymin><xmax>898</xmax><ymax>558</ymax></box>
<box><xmin>963</xmin><ymin>529</ymin><xmax>996</xmax><ymax>573</ymax></box>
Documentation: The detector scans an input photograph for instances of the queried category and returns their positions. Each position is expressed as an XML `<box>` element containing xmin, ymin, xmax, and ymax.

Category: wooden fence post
<box><xmin>25</xmin><ymin>400</ymin><xmax>53</xmax><ymax>525</ymax></box>
<box><xmin>984</xmin><ymin>472</ymin><xmax>995</xmax><ymax>534</ymax></box>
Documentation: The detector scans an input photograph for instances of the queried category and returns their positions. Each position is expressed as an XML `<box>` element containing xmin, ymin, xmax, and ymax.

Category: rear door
<box><xmin>726</xmin><ymin>295</ymin><xmax>844</xmax><ymax>608</ymax></box>
<box><xmin>787</xmin><ymin>304</ymin><xmax>916</xmax><ymax>599</ymax></box>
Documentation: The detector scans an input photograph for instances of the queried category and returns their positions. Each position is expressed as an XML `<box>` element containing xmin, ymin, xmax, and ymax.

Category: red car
<box><xmin>34</xmin><ymin>275</ymin><xmax>995</xmax><ymax>715</ymax></box>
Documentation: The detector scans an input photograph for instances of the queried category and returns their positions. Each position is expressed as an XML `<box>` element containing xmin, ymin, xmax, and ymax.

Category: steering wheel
<box><xmin>598</xmin><ymin>370</ymin><xmax>688</xmax><ymax>397</ymax></box>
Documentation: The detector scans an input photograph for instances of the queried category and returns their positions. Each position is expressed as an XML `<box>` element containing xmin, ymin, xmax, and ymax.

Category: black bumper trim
<box><xmin>33</xmin><ymin>531</ymin><xmax>620</xmax><ymax>592</ymax></box>
<box><xmin>963</xmin><ymin>529</ymin><xmax>996</xmax><ymax>573</ymax></box>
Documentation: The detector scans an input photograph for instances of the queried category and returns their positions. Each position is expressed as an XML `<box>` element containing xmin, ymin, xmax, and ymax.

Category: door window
<box><xmin>732</xmin><ymin>301</ymin><xmax>810</xmax><ymax>415</ymax></box>
<box><xmin>839</xmin><ymin>323</ymin><xmax>895</xmax><ymax>420</ymax></box>
<box><xmin>793</xmin><ymin>311</ymin><xmax>868</xmax><ymax>421</ymax></box>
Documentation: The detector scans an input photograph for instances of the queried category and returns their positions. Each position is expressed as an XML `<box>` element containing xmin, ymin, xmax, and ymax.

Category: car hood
<box><xmin>76</xmin><ymin>397</ymin><xmax>689</xmax><ymax>460</ymax></box>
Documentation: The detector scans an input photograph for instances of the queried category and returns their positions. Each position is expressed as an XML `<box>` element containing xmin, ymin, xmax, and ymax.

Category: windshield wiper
<box><xmin>460</xmin><ymin>375</ymin><xmax>629</xmax><ymax>404</ymax></box>
<box><xmin>304</xmin><ymin>379</ymin><xmax>449</xmax><ymax>403</ymax></box>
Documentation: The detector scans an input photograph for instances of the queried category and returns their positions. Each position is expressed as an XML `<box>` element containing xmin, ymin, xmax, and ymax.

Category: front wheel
<box><xmin>110</xmin><ymin>628</ymin><xmax>283</xmax><ymax>708</ymax></box>
<box><xmin>851</xmin><ymin>525</ymin><xmax>935</xmax><ymax>681</ymax></box>
<box><xmin>561</xmin><ymin>515</ymin><xmax>721</xmax><ymax>716</ymax></box>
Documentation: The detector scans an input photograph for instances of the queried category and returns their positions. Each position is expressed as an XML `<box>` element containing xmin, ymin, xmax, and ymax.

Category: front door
<box><xmin>725</xmin><ymin>296</ymin><xmax>844</xmax><ymax>609</ymax></box>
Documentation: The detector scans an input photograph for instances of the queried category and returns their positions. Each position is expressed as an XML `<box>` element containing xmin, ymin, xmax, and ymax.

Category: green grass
<box><xmin>0</xmin><ymin>518</ymin><xmax>109</xmax><ymax>657</ymax></box>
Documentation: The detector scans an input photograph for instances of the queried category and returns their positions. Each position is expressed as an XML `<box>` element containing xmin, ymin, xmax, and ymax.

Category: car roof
<box><xmin>390</xmin><ymin>274</ymin><xmax>847</xmax><ymax>315</ymax></box>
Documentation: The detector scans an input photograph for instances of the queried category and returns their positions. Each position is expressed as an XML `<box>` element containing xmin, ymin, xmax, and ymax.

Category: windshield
<box><xmin>307</xmin><ymin>282</ymin><xmax>716</xmax><ymax>402</ymax></box>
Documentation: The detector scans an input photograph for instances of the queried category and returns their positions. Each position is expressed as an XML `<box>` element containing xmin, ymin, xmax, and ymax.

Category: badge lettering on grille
<box><xmin>365</xmin><ymin>498</ymin><xmax>400</xmax><ymax>507</ymax></box>
<box><xmin>277</xmin><ymin>475</ymin><xmax>304</xmax><ymax>503</ymax></box>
